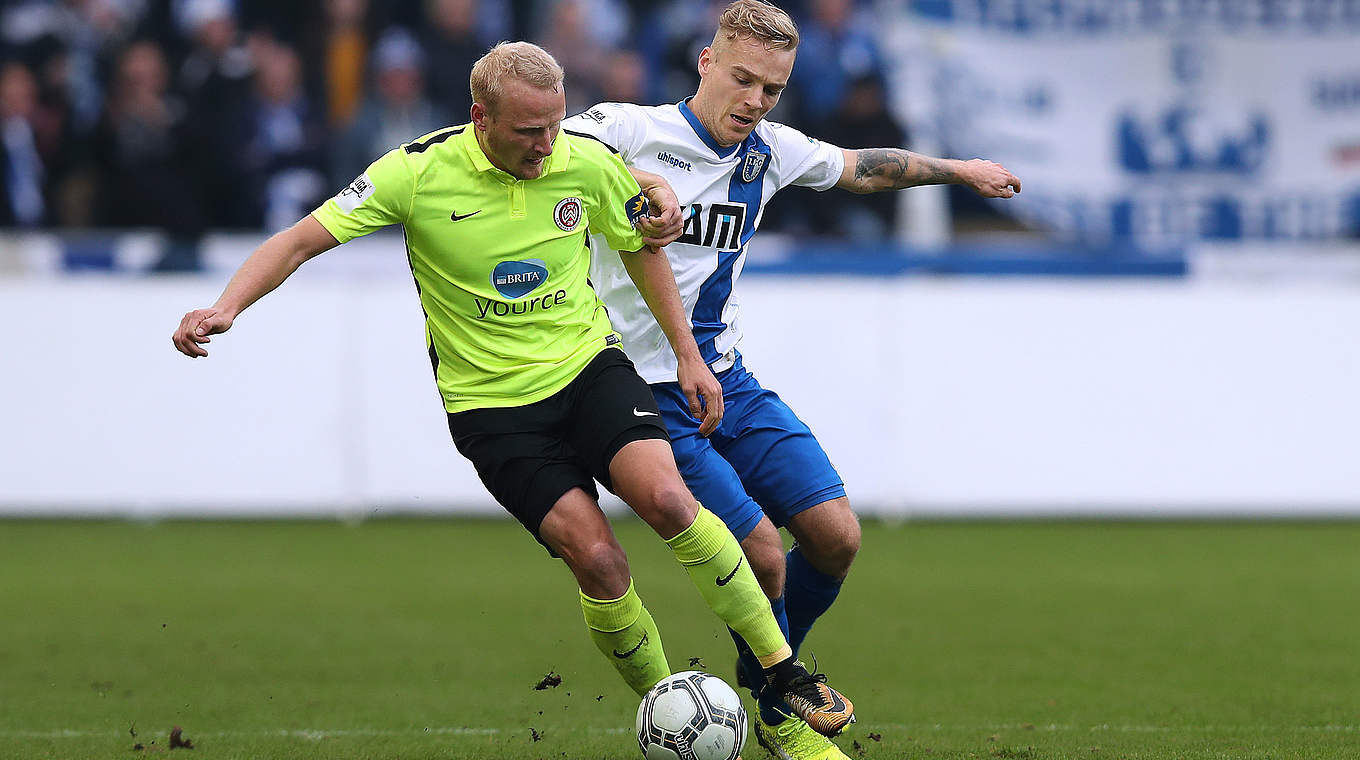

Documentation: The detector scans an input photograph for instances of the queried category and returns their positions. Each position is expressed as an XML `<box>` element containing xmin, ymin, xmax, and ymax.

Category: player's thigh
<box><xmin>446</xmin><ymin>405</ymin><xmax>598</xmax><ymax>556</ymax></box>
<box><xmin>606</xmin><ymin>438</ymin><xmax>699</xmax><ymax>538</ymax></box>
<box><xmin>651</xmin><ymin>380</ymin><xmax>767</xmax><ymax>543</ymax></box>
<box><xmin>717</xmin><ymin>372</ymin><xmax>845</xmax><ymax>528</ymax></box>
<box><xmin>564</xmin><ymin>348</ymin><xmax>671</xmax><ymax>492</ymax></box>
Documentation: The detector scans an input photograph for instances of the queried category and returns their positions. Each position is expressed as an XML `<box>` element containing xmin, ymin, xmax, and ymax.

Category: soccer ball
<box><xmin>635</xmin><ymin>671</ymin><xmax>747</xmax><ymax>760</ymax></box>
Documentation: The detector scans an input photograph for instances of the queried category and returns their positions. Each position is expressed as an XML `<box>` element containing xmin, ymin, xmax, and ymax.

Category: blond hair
<box><xmin>712</xmin><ymin>0</ymin><xmax>799</xmax><ymax>51</ymax></box>
<box><xmin>469</xmin><ymin>41</ymin><xmax>564</xmax><ymax>112</ymax></box>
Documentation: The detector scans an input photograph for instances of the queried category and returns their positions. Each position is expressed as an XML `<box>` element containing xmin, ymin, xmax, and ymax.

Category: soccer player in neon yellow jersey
<box><xmin>172</xmin><ymin>41</ymin><xmax>854</xmax><ymax>735</ymax></box>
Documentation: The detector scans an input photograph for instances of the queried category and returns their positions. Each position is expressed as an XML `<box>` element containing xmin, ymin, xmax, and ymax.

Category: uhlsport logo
<box><xmin>657</xmin><ymin>151</ymin><xmax>692</xmax><ymax>172</ymax></box>
<box><xmin>554</xmin><ymin>197</ymin><xmax>583</xmax><ymax>231</ymax></box>
<box><xmin>491</xmin><ymin>259</ymin><xmax>548</xmax><ymax>299</ymax></box>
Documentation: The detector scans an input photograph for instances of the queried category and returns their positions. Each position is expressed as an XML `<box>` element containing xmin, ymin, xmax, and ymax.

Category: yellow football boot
<box><xmin>753</xmin><ymin>716</ymin><xmax>852</xmax><ymax>760</ymax></box>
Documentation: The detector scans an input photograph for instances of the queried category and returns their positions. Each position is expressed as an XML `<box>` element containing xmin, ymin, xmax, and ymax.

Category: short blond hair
<box><xmin>469</xmin><ymin>41</ymin><xmax>564</xmax><ymax>112</ymax></box>
<box><xmin>712</xmin><ymin>0</ymin><xmax>799</xmax><ymax>51</ymax></box>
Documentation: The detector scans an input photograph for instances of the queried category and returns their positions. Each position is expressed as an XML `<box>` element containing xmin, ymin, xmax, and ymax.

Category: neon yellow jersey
<box><xmin>311</xmin><ymin>125</ymin><xmax>648</xmax><ymax>412</ymax></box>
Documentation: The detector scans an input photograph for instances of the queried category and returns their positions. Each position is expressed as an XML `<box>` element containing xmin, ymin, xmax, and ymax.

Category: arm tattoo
<box><xmin>854</xmin><ymin>148</ymin><xmax>952</xmax><ymax>191</ymax></box>
<box><xmin>854</xmin><ymin>149</ymin><xmax>909</xmax><ymax>188</ymax></box>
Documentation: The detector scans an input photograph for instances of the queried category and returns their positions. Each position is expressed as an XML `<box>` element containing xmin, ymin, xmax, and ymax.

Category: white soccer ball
<box><xmin>635</xmin><ymin>671</ymin><xmax>747</xmax><ymax>760</ymax></box>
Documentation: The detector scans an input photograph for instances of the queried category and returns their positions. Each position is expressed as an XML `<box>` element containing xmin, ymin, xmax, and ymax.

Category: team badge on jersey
<box><xmin>740</xmin><ymin>150</ymin><xmax>768</xmax><ymax>183</ymax></box>
<box><xmin>554</xmin><ymin>197</ymin><xmax>583</xmax><ymax>231</ymax></box>
<box><xmin>625</xmin><ymin>192</ymin><xmax>649</xmax><ymax>228</ymax></box>
<box><xmin>492</xmin><ymin>259</ymin><xmax>548</xmax><ymax>299</ymax></box>
<box><xmin>335</xmin><ymin>172</ymin><xmax>375</xmax><ymax>213</ymax></box>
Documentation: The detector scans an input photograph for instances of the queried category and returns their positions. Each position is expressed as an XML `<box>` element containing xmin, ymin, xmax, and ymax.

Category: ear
<box><xmin>697</xmin><ymin>46</ymin><xmax>713</xmax><ymax>77</ymax></box>
<box><xmin>470</xmin><ymin>102</ymin><xmax>488</xmax><ymax>130</ymax></box>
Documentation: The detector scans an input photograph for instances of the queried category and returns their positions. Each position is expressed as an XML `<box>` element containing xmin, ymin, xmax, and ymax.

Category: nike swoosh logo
<box><xmin>612</xmin><ymin>632</ymin><xmax>647</xmax><ymax>659</ymax></box>
<box><xmin>632</xmin><ymin>408</ymin><xmax>658</xmax><ymax>417</ymax></box>
<box><xmin>450</xmin><ymin>209</ymin><xmax>481</xmax><ymax>221</ymax></box>
<box><xmin>824</xmin><ymin>690</ymin><xmax>848</xmax><ymax>713</ymax></box>
<box><xmin>716</xmin><ymin>557</ymin><xmax>743</xmax><ymax>586</ymax></box>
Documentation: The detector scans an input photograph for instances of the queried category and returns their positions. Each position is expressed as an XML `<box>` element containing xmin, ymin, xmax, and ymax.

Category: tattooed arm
<box><xmin>834</xmin><ymin>148</ymin><xmax>1022</xmax><ymax>198</ymax></box>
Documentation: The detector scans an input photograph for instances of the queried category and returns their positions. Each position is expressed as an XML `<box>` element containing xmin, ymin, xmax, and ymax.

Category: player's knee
<box><xmin>564</xmin><ymin>539</ymin><xmax>631</xmax><ymax>594</ymax></box>
<box><xmin>804</xmin><ymin>518</ymin><xmax>860</xmax><ymax>579</ymax></box>
<box><xmin>635</xmin><ymin>480</ymin><xmax>699</xmax><ymax>537</ymax></box>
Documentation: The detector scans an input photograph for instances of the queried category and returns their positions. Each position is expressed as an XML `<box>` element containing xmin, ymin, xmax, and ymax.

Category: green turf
<box><xmin>1</xmin><ymin>518</ymin><xmax>1357</xmax><ymax>759</ymax></box>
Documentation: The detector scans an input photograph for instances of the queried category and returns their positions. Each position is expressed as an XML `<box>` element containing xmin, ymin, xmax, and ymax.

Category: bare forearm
<box><xmin>838</xmin><ymin>148</ymin><xmax>1022</xmax><ymax>197</ymax></box>
<box><xmin>214</xmin><ymin>217</ymin><xmax>336</xmax><ymax>318</ymax></box>
<box><xmin>848</xmin><ymin>148</ymin><xmax>958</xmax><ymax>193</ymax></box>
<box><xmin>620</xmin><ymin>246</ymin><xmax>702</xmax><ymax>363</ymax></box>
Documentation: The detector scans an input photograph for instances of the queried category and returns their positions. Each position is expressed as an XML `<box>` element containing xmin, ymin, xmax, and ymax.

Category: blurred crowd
<box><xmin>0</xmin><ymin>0</ymin><xmax>905</xmax><ymax>252</ymax></box>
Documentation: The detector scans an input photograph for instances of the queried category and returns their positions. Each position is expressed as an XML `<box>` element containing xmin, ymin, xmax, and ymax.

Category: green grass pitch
<box><xmin>2</xmin><ymin>518</ymin><xmax>1357</xmax><ymax>759</ymax></box>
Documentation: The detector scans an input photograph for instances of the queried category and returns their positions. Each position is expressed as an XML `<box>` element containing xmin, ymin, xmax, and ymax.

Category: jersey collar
<box><xmin>678</xmin><ymin>98</ymin><xmax>741</xmax><ymax>159</ymax></box>
<box><xmin>460</xmin><ymin>124</ymin><xmax>570</xmax><ymax>179</ymax></box>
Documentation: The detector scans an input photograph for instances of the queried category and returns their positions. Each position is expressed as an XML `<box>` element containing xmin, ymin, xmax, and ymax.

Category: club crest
<box><xmin>740</xmin><ymin>150</ymin><xmax>767</xmax><ymax>183</ymax></box>
<box><xmin>554</xmin><ymin>196</ymin><xmax>583</xmax><ymax>231</ymax></box>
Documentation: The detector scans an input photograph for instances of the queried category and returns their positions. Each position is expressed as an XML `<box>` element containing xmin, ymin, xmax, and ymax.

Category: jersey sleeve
<box><xmin>767</xmin><ymin>121</ymin><xmax>846</xmax><ymax>192</ymax></box>
<box><xmin>563</xmin><ymin>102</ymin><xmax>647</xmax><ymax>162</ymax></box>
<box><xmin>585</xmin><ymin>147</ymin><xmax>648</xmax><ymax>253</ymax></box>
<box><xmin>310</xmin><ymin>148</ymin><xmax>414</xmax><ymax>243</ymax></box>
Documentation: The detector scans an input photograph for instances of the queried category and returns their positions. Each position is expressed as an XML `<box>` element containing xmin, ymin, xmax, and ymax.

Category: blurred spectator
<box><xmin>242</xmin><ymin>42</ymin><xmax>329</xmax><ymax>231</ymax></box>
<box><xmin>599</xmin><ymin>49</ymin><xmax>648</xmax><ymax>106</ymax></box>
<box><xmin>799</xmin><ymin>74</ymin><xmax>907</xmax><ymax>240</ymax></box>
<box><xmin>176</xmin><ymin>0</ymin><xmax>253</xmax><ymax>99</ymax></box>
<box><xmin>303</xmin><ymin>0</ymin><xmax>370</xmax><ymax>128</ymax></box>
<box><xmin>534</xmin><ymin>0</ymin><xmax>631</xmax><ymax>115</ymax></box>
<box><xmin>656</xmin><ymin>0</ymin><xmax>726</xmax><ymax>104</ymax></box>
<box><xmin>0</xmin><ymin>62</ymin><xmax>48</xmax><ymax>227</ymax></box>
<box><xmin>332</xmin><ymin>27</ymin><xmax>447</xmax><ymax>185</ymax></box>
<box><xmin>2</xmin><ymin>0</ymin><xmax>152</xmax><ymax>133</ymax></box>
<box><xmin>790</xmin><ymin>0</ymin><xmax>886</xmax><ymax>131</ymax></box>
<box><xmin>421</xmin><ymin>0</ymin><xmax>486</xmax><ymax>122</ymax></box>
<box><xmin>93</xmin><ymin>41</ymin><xmax>203</xmax><ymax>267</ymax></box>
<box><xmin>33</xmin><ymin>52</ymin><xmax>98</xmax><ymax>226</ymax></box>
<box><xmin>176</xmin><ymin>0</ymin><xmax>258</xmax><ymax>227</ymax></box>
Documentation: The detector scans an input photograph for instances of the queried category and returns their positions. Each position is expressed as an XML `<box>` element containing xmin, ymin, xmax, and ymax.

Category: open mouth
<box><xmin>731</xmin><ymin>114</ymin><xmax>754</xmax><ymax>127</ymax></box>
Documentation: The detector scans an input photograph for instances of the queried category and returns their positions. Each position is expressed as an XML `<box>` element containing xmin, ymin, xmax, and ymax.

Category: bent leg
<box><xmin>784</xmin><ymin>496</ymin><xmax>861</xmax><ymax>655</ymax></box>
<box><xmin>731</xmin><ymin>518</ymin><xmax>794</xmax><ymax>723</ymax></box>
<box><xmin>539</xmin><ymin>487</ymin><xmax>670</xmax><ymax>696</ymax></box>
<box><xmin>609</xmin><ymin>439</ymin><xmax>792</xmax><ymax>669</ymax></box>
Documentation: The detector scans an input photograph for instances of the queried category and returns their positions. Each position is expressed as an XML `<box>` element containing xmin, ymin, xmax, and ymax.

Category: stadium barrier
<box><xmin>2</xmin><ymin>235</ymin><xmax>1357</xmax><ymax>517</ymax></box>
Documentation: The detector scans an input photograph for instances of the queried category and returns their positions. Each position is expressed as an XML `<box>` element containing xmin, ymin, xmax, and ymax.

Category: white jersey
<box><xmin>563</xmin><ymin>100</ymin><xmax>845</xmax><ymax>383</ymax></box>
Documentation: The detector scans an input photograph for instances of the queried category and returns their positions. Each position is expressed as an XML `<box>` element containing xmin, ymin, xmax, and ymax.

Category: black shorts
<box><xmin>445</xmin><ymin>348</ymin><xmax>670</xmax><ymax>552</ymax></box>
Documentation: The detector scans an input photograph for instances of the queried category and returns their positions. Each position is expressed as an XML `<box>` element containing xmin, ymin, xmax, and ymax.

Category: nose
<box><xmin>535</xmin><ymin>132</ymin><xmax>554</xmax><ymax>156</ymax></box>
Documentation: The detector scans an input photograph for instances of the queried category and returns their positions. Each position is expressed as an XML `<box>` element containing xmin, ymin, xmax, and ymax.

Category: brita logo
<box><xmin>492</xmin><ymin>259</ymin><xmax>548</xmax><ymax>299</ymax></box>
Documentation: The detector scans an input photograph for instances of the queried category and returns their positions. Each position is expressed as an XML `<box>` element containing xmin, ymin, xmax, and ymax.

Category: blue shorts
<box><xmin>650</xmin><ymin>353</ymin><xmax>845</xmax><ymax>541</ymax></box>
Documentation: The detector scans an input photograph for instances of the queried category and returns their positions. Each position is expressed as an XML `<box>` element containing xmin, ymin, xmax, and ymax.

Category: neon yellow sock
<box><xmin>665</xmin><ymin>506</ymin><xmax>792</xmax><ymax>668</ymax></box>
<box><xmin>580</xmin><ymin>580</ymin><xmax>671</xmax><ymax>697</ymax></box>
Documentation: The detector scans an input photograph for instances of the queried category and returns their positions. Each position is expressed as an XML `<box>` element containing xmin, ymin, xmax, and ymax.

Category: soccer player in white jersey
<box><xmin>563</xmin><ymin>2</ymin><xmax>1021</xmax><ymax>758</ymax></box>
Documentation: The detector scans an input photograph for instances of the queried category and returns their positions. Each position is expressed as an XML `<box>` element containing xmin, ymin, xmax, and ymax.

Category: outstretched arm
<box><xmin>835</xmin><ymin>147</ymin><xmax>1021</xmax><ymax>198</ymax></box>
<box><xmin>619</xmin><ymin>244</ymin><xmax>724</xmax><ymax>436</ymax></box>
<box><xmin>171</xmin><ymin>215</ymin><xmax>339</xmax><ymax>357</ymax></box>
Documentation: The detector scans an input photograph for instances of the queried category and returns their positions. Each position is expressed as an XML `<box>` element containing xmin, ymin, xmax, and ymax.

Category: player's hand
<box><xmin>172</xmin><ymin>307</ymin><xmax>234</xmax><ymax>358</ymax></box>
<box><xmin>638</xmin><ymin>182</ymin><xmax>684</xmax><ymax>247</ymax></box>
<box><xmin>960</xmin><ymin>159</ymin><xmax>1021</xmax><ymax>198</ymax></box>
<box><xmin>677</xmin><ymin>355</ymin><xmax>724</xmax><ymax>436</ymax></box>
